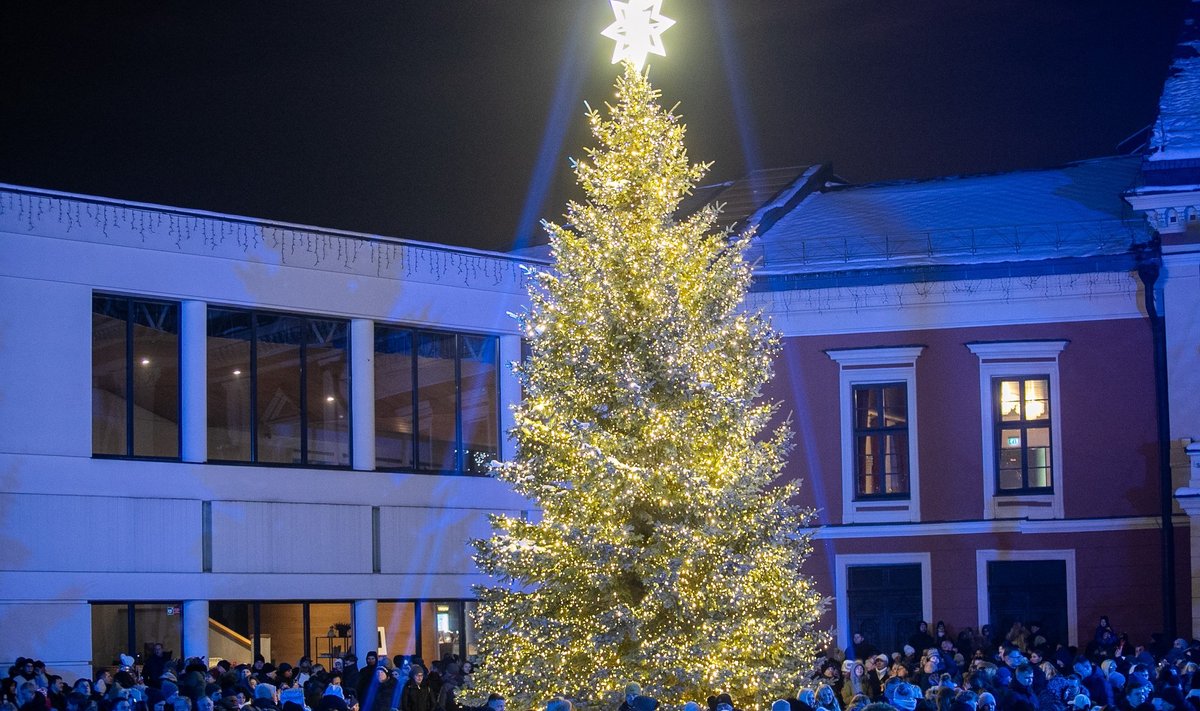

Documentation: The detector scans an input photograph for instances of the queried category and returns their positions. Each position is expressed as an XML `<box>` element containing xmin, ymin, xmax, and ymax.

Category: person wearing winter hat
<box><xmin>842</xmin><ymin>659</ymin><xmax>865</xmax><ymax>707</ymax></box>
<box><xmin>797</xmin><ymin>688</ymin><xmax>817</xmax><ymax>710</ymax></box>
<box><xmin>866</xmin><ymin>655</ymin><xmax>890</xmax><ymax>701</ymax></box>
<box><xmin>620</xmin><ymin>684</ymin><xmax>642</xmax><ymax>711</ymax></box>
<box><xmin>891</xmin><ymin>684</ymin><xmax>919</xmax><ymax>711</ymax></box>
<box><xmin>398</xmin><ymin>668</ymin><xmax>431</xmax><ymax>711</ymax></box>
<box><xmin>1106</xmin><ymin>672</ymin><xmax>1125</xmax><ymax>702</ymax></box>
<box><xmin>253</xmin><ymin>684</ymin><xmax>279</xmax><ymax>711</ymax></box>
<box><xmin>545</xmin><ymin>698</ymin><xmax>572</xmax><ymax>711</ymax></box>
<box><xmin>631</xmin><ymin>696</ymin><xmax>659</xmax><ymax>711</ymax></box>
<box><xmin>976</xmin><ymin>692</ymin><xmax>996</xmax><ymax>711</ymax></box>
<box><xmin>773</xmin><ymin>701</ymin><xmax>792</xmax><ymax>711</ymax></box>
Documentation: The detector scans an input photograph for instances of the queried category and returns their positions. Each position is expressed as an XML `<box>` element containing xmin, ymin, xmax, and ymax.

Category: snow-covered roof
<box><xmin>1149</xmin><ymin>4</ymin><xmax>1200</xmax><ymax>162</ymax></box>
<box><xmin>749</xmin><ymin>156</ymin><xmax>1151</xmax><ymax>274</ymax></box>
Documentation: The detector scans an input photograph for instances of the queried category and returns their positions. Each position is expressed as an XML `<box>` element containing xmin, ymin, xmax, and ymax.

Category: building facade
<box><xmin>739</xmin><ymin>156</ymin><xmax>1188</xmax><ymax>653</ymax></box>
<box><xmin>6</xmin><ymin>18</ymin><xmax>1200</xmax><ymax>679</ymax></box>
<box><xmin>0</xmin><ymin>189</ymin><xmax>533</xmax><ymax>678</ymax></box>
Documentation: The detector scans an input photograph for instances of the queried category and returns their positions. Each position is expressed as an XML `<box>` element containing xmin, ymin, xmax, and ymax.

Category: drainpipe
<box><xmin>1136</xmin><ymin>236</ymin><xmax>1176</xmax><ymax>639</ymax></box>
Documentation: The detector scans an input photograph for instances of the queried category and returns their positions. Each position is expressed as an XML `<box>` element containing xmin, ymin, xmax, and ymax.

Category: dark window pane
<box><xmin>854</xmin><ymin>387</ymin><xmax>877</xmax><ymax>429</ymax></box>
<box><xmin>93</xmin><ymin>296</ymin><xmax>128</xmax><ymax>455</ymax></box>
<box><xmin>417</xmin><ymin>333</ymin><xmax>458</xmax><ymax>471</ymax></box>
<box><xmin>375</xmin><ymin>328</ymin><xmax>415</xmax><ymax>469</ymax></box>
<box><xmin>207</xmin><ymin>309</ymin><xmax>254</xmax><ymax>461</ymax></box>
<box><xmin>256</xmin><ymin>313</ymin><xmax>304</xmax><ymax>464</ymax></box>
<box><xmin>91</xmin><ymin>604</ymin><xmax>130</xmax><ymax>668</ymax></box>
<box><xmin>460</xmin><ymin>335</ymin><xmax>498</xmax><ymax>474</ymax></box>
<box><xmin>131</xmin><ymin>301</ymin><xmax>179</xmax><ymax>457</ymax></box>
<box><xmin>856</xmin><ymin>434</ymin><xmax>877</xmax><ymax>495</ymax></box>
<box><xmin>884</xmin><ymin>432</ymin><xmax>909</xmax><ymax>493</ymax></box>
<box><xmin>882</xmin><ymin>385</ymin><xmax>906</xmax><ymax>427</ymax></box>
<box><xmin>306</xmin><ymin>319</ymin><xmax>350</xmax><ymax>466</ymax></box>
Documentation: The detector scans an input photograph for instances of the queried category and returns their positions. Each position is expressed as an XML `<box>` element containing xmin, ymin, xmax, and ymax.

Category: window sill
<box><xmin>92</xmin><ymin>454</ymin><xmax>182</xmax><ymax>463</ymax></box>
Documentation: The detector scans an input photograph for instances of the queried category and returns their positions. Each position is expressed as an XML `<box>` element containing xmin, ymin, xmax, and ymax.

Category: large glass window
<box><xmin>379</xmin><ymin>602</ymin><xmax>417</xmax><ymax>658</ymax></box>
<box><xmin>375</xmin><ymin>326</ymin><xmax>499</xmax><ymax>474</ymax></box>
<box><xmin>375</xmin><ymin>329</ymin><xmax>415</xmax><ymax>469</ymax></box>
<box><xmin>92</xmin><ymin>295</ymin><xmax>180</xmax><ymax>458</ymax></box>
<box><xmin>460</xmin><ymin>336</ymin><xmax>499</xmax><ymax>474</ymax></box>
<box><xmin>852</xmin><ymin>383</ymin><xmax>909</xmax><ymax>498</ymax></box>
<box><xmin>90</xmin><ymin>603</ymin><xmax>182</xmax><ymax>670</ymax></box>
<box><xmin>310</xmin><ymin>603</ymin><xmax>353</xmax><ymax>668</ymax></box>
<box><xmin>259</xmin><ymin>603</ymin><xmax>305</xmax><ymax>666</ymax></box>
<box><xmin>419</xmin><ymin>333</ymin><xmax>458</xmax><ymax>471</ymax></box>
<box><xmin>420</xmin><ymin>601</ymin><xmax>464</xmax><ymax>663</ymax></box>
<box><xmin>994</xmin><ymin>377</ymin><xmax>1053</xmax><ymax>492</ymax></box>
<box><xmin>208</xmin><ymin>308</ymin><xmax>350</xmax><ymax>466</ymax></box>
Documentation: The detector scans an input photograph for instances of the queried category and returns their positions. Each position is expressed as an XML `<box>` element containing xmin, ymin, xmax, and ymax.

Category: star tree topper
<box><xmin>601</xmin><ymin>0</ymin><xmax>674</xmax><ymax>69</ymax></box>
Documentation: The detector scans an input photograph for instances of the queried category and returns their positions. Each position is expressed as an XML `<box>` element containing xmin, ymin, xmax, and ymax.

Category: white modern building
<box><xmin>0</xmin><ymin>188</ymin><xmax>535</xmax><ymax>679</ymax></box>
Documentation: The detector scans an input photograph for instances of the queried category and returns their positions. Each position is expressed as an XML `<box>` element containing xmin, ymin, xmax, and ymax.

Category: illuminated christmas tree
<box><xmin>473</xmin><ymin>63</ymin><xmax>826</xmax><ymax>710</ymax></box>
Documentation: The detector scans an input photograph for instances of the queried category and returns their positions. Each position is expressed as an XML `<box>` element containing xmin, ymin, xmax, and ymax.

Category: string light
<box><xmin>473</xmin><ymin>64</ymin><xmax>828</xmax><ymax>711</ymax></box>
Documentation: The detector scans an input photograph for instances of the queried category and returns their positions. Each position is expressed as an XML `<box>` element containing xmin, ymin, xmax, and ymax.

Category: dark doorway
<box><xmin>986</xmin><ymin>559</ymin><xmax>1068</xmax><ymax>647</ymax></box>
<box><xmin>846</xmin><ymin>563</ymin><xmax>923</xmax><ymax>655</ymax></box>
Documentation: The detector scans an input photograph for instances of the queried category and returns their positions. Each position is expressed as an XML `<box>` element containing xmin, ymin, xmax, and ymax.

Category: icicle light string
<box><xmin>0</xmin><ymin>190</ymin><xmax>531</xmax><ymax>290</ymax></box>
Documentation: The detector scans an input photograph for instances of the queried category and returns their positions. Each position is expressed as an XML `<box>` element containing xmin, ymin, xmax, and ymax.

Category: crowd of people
<box><xmin>0</xmin><ymin>646</ymin><xmax>500</xmax><ymax>711</ymax></box>
<box><xmin>5</xmin><ymin>616</ymin><xmax>1200</xmax><ymax>711</ymax></box>
<box><xmin>798</xmin><ymin>617</ymin><xmax>1200</xmax><ymax>711</ymax></box>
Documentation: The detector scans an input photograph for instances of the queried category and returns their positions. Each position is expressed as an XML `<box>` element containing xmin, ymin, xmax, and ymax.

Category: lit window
<box><xmin>852</xmin><ymin>383</ymin><xmax>909</xmax><ymax>498</ymax></box>
<box><xmin>994</xmin><ymin>377</ymin><xmax>1052</xmax><ymax>492</ymax></box>
<box><xmin>967</xmin><ymin>340</ymin><xmax>1066</xmax><ymax>520</ymax></box>
<box><xmin>827</xmin><ymin>346</ymin><xmax>924</xmax><ymax>524</ymax></box>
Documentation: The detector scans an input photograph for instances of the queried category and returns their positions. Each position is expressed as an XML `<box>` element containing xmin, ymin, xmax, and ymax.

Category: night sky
<box><xmin>0</xmin><ymin>1</ymin><xmax>1188</xmax><ymax>252</ymax></box>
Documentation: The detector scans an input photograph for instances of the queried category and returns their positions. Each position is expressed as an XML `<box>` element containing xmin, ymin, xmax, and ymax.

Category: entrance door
<box><xmin>986</xmin><ymin>559</ymin><xmax>1068</xmax><ymax>647</ymax></box>
<box><xmin>846</xmin><ymin>563</ymin><xmax>923</xmax><ymax>655</ymax></box>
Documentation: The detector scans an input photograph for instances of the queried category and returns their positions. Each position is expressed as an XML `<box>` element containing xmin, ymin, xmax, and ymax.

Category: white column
<box><xmin>351</xmin><ymin>319</ymin><xmax>375</xmax><ymax>471</ymax></box>
<box><xmin>1177</xmin><ymin>444</ymin><xmax>1200</xmax><ymax>638</ymax></box>
<box><xmin>353</xmin><ymin>599</ymin><xmax>379</xmax><ymax>657</ymax></box>
<box><xmin>498</xmin><ymin>334</ymin><xmax>523</xmax><ymax>461</ymax></box>
<box><xmin>181</xmin><ymin>301</ymin><xmax>207</xmax><ymax>463</ymax></box>
<box><xmin>1188</xmin><ymin>442</ymin><xmax>1200</xmax><ymax>489</ymax></box>
<box><xmin>182</xmin><ymin>600</ymin><xmax>210</xmax><ymax>661</ymax></box>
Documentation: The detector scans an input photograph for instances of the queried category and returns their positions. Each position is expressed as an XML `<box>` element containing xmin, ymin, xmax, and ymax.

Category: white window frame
<box><xmin>836</xmin><ymin>552</ymin><xmax>933</xmax><ymax>650</ymax></box>
<box><xmin>827</xmin><ymin>346</ymin><xmax>924</xmax><ymax>524</ymax></box>
<box><xmin>975</xmin><ymin>548</ymin><xmax>1077</xmax><ymax>647</ymax></box>
<box><xmin>967</xmin><ymin>341</ymin><xmax>1067</xmax><ymax>520</ymax></box>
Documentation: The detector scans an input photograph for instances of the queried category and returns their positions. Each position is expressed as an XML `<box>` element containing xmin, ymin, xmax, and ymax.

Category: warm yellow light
<box><xmin>601</xmin><ymin>0</ymin><xmax>674</xmax><ymax>70</ymax></box>
<box><xmin>472</xmin><ymin>65</ymin><xmax>825</xmax><ymax>711</ymax></box>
